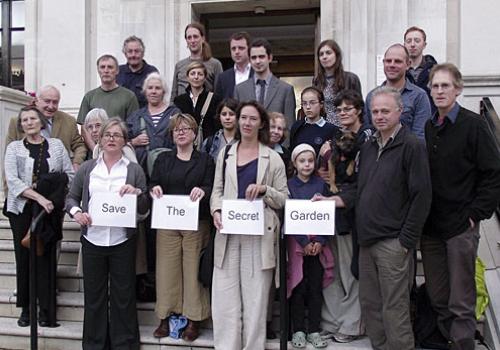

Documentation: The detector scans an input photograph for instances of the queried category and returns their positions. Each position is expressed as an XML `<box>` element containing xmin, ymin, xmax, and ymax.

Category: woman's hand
<box><xmin>74</xmin><ymin>211</ymin><xmax>92</xmax><ymax>226</ymax></box>
<box><xmin>119</xmin><ymin>184</ymin><xmax>141</xmax><ymax>196</ymax></box>
<box><xmin>132</xmin><ymin>133</ymin><xmax>149</xmax><ymax>147</ymax></box>
<box><xmin>189</xmin><ymin>187</ymin><xmax>205</xmax><ymax>202</ymax></box>
<box><xmin>150</xmin><ymin>185</ymin><xmax>163</xmax><ymax>199</ymax></box>
<box><xmin>37</xmin><ymin>196</ymin><xmax>54</xmax><ymax>214</ymax></box>
<box><xmin>245</xmin><ymin>184</ymin><xmax>266</xmax><ymax>201</ymax></box>
<box><xmin>213</xmin><ymin>211</ymin><xmax>223</xmax><ymax>230</ymax></box>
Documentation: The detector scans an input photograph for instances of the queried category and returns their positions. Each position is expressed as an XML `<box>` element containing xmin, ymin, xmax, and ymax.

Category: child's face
<box><xmin>294</xmin><ymin>151</ymin><xmax>315</xmax><ymax>179</ymax></box>
<box><xmin>269</xmin><ymin>117</ymin><xmax>286</xmax><ymax>145</ymax></box>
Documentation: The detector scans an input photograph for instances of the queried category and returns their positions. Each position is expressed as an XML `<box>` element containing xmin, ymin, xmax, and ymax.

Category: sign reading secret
<box><xmin>220</xmin><ymin>199</ymin><xmax>264</xmax><ymax>235</ymax></box>
<box><xmin>151</xmin><ymin>195</ymin><xmax>199</xmax><ymax>231</ymax></box>
<box><xmin>89</xmin><ymin>192</ymin><xmax>137</xmax><ymax>228</ymax></box>
<box><xmin>285</xmin><ymin>199</ymin><xmax>335</xmax><ymax>235</ymax></box>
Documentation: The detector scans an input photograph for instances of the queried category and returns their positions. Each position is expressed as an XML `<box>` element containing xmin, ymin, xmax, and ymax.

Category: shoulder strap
<box><xmin>222</xmin><ymin>143</ymin><xmax>231</xmax><ymax>187</ymax></box>
<box><xmin>199</xmin><ymin>92</ymin><xmax>214</xmax><ymax>125</ymax></box>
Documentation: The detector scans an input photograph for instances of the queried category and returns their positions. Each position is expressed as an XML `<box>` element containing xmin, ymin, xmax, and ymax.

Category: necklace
<box><xmin>24</xmin><ymin>138</ymin><xmax>46</xmax><ymax>183</ymax></box>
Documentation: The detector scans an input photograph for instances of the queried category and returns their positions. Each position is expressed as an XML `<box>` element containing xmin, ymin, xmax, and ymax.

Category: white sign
<box><xmin>151</xmin><ymin>195</ymin><xmax>199</xmax><ymax>231</ymax></box>
<box><xmin>285</xmin><ymin>199</ymin><xmax>335</xmax><ymax>236</ymax></box>
<box><xmin>89</xmin><ymin>192</ymin><xmax>137</xmax><ymax>228</ymax></box>
<box><xmin>221</xmin><ymin>199</ymin><xmax>264</xmax><ymax>235</ymax></box>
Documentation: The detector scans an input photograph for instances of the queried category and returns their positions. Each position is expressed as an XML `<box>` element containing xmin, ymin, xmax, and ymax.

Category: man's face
<box><xmin>383</xmin><ymin>46</ymin><xmax>409</xmax><ymax>83</ymax></box>
<box><xmin>230</xmin><ymin>38</ymin><xmax>249</xmax><ymax>65</ymax></box>
<box><xmin>250</xmin><ymin>46</ymin><xmax>271</xmax><ymax>75</ymax></box>
<box><xmin>371</xmin><ymin>93</ymin><xmax>402</xmax><ymax>135</ymax></box>
<box><xmin>97</xmin><ymin>58</ymin><xmax>119</xmax><ymax>85</ymax></box>
<box><xmin>35</xmin><ymin>88</ymin><xmax>60</xmax><ymax>119</ymax></box>
<box><xmin>430</xmin><ymin>70</ymin><xmax>462</xmax><ymax>112</ymax></box>
<box><xmin>404</xmin><ymin>31</ymin><xmax>426</xmax><ymax>60</ymax></box>
<box><xmin>124</xmin><ymin>41</ymin><xmax>144</xmax><ymax>68</ymax></box>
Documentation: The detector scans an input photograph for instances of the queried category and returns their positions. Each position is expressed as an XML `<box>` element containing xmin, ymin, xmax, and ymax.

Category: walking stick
<box><xmin>29</xmin><ymin>209</ymin><xmax>45</xmax><ymax>350</ymax></box>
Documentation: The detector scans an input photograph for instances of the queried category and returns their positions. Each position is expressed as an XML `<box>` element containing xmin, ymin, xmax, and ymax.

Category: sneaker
<box><xmin>333</xmin><ymin>332</ymin><xmax>358</xmax><ymax>343</ymax></box>
<box><xmin>319</xmin><ymin>330</ymin><xmax>335</xmax><ymax>340</ymax></box>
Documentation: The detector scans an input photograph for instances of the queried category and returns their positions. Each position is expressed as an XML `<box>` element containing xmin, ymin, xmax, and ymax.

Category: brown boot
<box><xmin>182</xmin><ymin>319</ymin><xmax>200</xmax><ymax>342</ymax></box>
<box><xmin>153</xmin><ymin>318</ymin><xmax>169</xmax><ymax>338</ymax></box>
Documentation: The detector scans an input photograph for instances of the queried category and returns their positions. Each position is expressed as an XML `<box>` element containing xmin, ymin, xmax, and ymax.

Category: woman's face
<box><xmin>301</xmin><ymin>91</ymin><xmax>323</xmax><ymax>122</ymax></box>
<box><xmin>319</xmin><ymin>44</ymin><xmax>337</xmax><ymax>71</ymax></box>
<box><xmin>219</xmin><ymin>106</ymin><xmax>237</xmax><ymax>131</ymax></box>
<box><xmin>269</xmin><ymin>117</ymin><xmax>286</xmax><ymax>146</ymax></box>
<box><xmin>185</xmin><ymin>27</ymin><xmax>204</xmax><ymax>54</ymax></box>
<box><xmin>187</xmin><ymin>68</ymin><xmax>206</xmax><ymax>90</ymax></box>
<box><xmin>239</xmin><ymin>105</ymin><xmax>262</xmax><ymax>141</ymax></box>
<box><xmin>101</xmin><ymin>124</ymin><xmax>126</xmax><ymax>153</ymax></box>
<box><xmin>20</xmin><ymin>110</ymin><xmax>43</xmax><ymax>137</ymax></box>
<box><xmin>336</xmin><ymin>101</ymin><xmax>362</xmax><ymax>130</ymax></box>
<box><xmin>145</xmin><ymin>78</ymin><xmax>165</xmax><ymax>106</ymax></box>
<box><xmin>173</xmin><ymin>120</ymin><xmax>195</xmax><ymax>147</ymax></box>
<box><xmin>86</xmin><ymin>118</ymin><xmax>103</xmax><ymax>143</ymax></box>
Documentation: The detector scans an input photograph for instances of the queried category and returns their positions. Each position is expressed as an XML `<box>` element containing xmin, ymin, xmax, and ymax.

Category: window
<box><xmin>0</xmin><ymin>0</ymin><xmax>25</xmax><ymax>90</ymax></box>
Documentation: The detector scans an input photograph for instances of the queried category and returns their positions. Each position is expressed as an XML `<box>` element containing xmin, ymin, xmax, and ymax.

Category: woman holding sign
<box><xmin>210</xmin><ymin>101</ymin><xmax>288</xmax><ymax>349</ymax></box>
<box><xmin>66</xmin><ymin>117</ymin><xmax>149</xmax><ymax>349</ymax></box>
<box><xmin>149</xmin><ymin>113</ymin><xmax>215</xmax><ymax>341</ymax></box>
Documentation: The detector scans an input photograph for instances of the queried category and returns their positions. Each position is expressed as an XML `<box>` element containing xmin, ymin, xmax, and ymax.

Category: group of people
<box><xmin>3</xmin><ymin>21</ymin><xmax>500</xmax><ymax>350</ymax></box>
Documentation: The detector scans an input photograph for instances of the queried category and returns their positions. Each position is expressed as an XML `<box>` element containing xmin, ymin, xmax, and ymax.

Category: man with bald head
<box><xmin>365</xmin><ymin>43</ymin><xmax>431</xmax><ymax>139</ymax></box>
<box><xmin>6</xmin><ymin>85</ymin><xmax>86</xmax><ymax>170</ymax></box>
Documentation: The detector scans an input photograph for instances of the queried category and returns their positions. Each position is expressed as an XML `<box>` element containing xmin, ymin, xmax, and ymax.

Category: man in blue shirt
<box><xmin>365</xmin><ymin>44</ymin><xmax>431</xmax><ymax>139</ymax></box>
<box><xmin>117</xmin><ymin>35</ymin><xmax>158</xmax><ymax>108</ymax></box>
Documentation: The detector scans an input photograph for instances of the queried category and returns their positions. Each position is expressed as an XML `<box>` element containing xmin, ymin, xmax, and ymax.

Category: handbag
<box><xmin>21</xmin><ymin>231</ymin><xmax>44</xmax><ymax>256</ymax></box>
<box><xmin>194</xmin><ymin>92</ymin><xmax>214</xmax><ymax>151</ymax></box>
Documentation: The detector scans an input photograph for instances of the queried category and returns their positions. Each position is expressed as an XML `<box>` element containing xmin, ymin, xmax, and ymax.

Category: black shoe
<box><xmin>266</xmin><ymin>321</ymin><xmax>277</xmax><ymax>339</ymax></box>
<box><xmin>17</xmin><ymin>307</ymin><xmax>29</xmax><ymax>327</ymax></box>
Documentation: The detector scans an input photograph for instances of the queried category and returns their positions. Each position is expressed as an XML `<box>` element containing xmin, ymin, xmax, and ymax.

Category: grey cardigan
<box><xmin>65</xmin><ymin>158</ymin><xmax>149</xmax><ymax>238</ymax></box>
<box><xmin>4</xmin><ymin>138</ymin><xmax>74</xmax><ymax>215</ymax></box>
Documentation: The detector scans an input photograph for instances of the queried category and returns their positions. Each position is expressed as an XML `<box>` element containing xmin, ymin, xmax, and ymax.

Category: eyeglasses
<box><xmin>102</xmin><ymin>133</ymin><xmax>124</xmax><ymax>140</ymax></box>
<box><xmin>173</xmin><ymin>127</ymin><xmax>193</xmax><ymax>134</ymax></box>
<box><xmin>301</xmin><ymin>100</ymin><xmax>320</xmax><ymax>108</ymax></box>
<box><xmin>334</xmin><ymin>106</ymin><xmax>356</xmax><ymax>114</ymax></box>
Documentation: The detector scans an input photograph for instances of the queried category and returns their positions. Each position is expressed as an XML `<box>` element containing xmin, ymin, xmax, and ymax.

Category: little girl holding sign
<box><xmin>287</xmin><ymin>143</ymin><xmax>334</xmax><ymax>349</ymax></box>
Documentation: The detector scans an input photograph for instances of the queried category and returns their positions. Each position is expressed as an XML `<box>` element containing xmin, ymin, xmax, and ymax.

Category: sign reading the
<box><xmin>151</xmin><ymin>195</ymin><xmax>199</xmax><ymax>231</ymax></box>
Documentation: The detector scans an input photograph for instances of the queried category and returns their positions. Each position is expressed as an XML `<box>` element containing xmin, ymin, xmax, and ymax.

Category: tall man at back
<box><xmin>422</xmin><ymin>63</ymin><xmax>500</xmax><ymax>350</ymax></box>
<box><xmin>214</xmin><ymin>31</ymin><xmax>253</xmax><ymax>99</ymax></box>
<box><xmin>234</xmin><ymin>38</ymin><xmax>296</xmax><ymax>130</ymax></box>
<box><xmin>77</xmin><ymin>54</ymin><xmax>139</xmax><ymax>150</ymax></box>
<box><xmin>404</xmin><ymin>26</ymin><xmax>437</xmax><ymax>112</ymax></box>
<box><xmin>117</xmin><ymin>35</ymin><xmax>158</xmax><ymax>108</ymax></box>
<box><xmin>365</xmin><ymin>44</ymin><xmax>431</xmax><ymax>139</ymax></box>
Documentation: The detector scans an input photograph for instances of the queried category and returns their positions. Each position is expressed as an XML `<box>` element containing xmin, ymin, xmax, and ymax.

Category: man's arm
<box><xmin>125</xmin><ymin>95</ymin><xmax>139</xmax><ymax>120</ymax></box>
<box><xmin>410</xmin><ymin>91</ymin><xmax>431</xmax><ymax>139</ymax></box>
<box><xmin>283</xmin><ymin>84</ymin><xmax>297</xmax><ymax>128</ymax></box>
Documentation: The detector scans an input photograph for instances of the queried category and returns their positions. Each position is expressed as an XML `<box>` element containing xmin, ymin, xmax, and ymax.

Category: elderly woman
<box><xmin>149</xmin><ymin>113</ymin><xmax>214</xmax><ymax>341</ymax></box>
<box><xmin>174</xmin><ymin>61</ymin><xmax>222</xmax><ymax>144</ymax></box>
<box><xmin>210</xmin><ymin>101</ymin><xmax>288</xmax><ymax>349</ymax></box>
<box><xmin>4</xmin><ymin>106</ymin><xmax>74</xmax><ymax>327</ymax></box>
<box><xmin>66</xmin><ymin>117</ymin><xmax>149</xmax><ymax>349</ymax></box>
<box><xmin>127</xmin><ymin>72</ymin><xmax>180</xmax><ymax>174</ymax></box>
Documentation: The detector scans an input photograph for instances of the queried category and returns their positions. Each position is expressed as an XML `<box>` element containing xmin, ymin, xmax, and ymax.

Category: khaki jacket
<box><xmin>210</xmin><ymin>142</ymin><xmax>288</xmax><ymax>271</ymax></box>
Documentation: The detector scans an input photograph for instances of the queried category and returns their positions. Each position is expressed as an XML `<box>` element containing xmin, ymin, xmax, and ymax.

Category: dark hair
<box><xmin>235</xmin><ymin>101</ymin><xmax>270</xmax><ymax>145</ymax></box>
<box><xmin>17</xmin><ymin>106</ymin><xmax>47</xmax><ymax>133</ymax></box>
<box><xmin>404</xmin><ymin>26</ymin><xmax>427</xmax><ymax>42</ymax></box>
<box><xmin>215</xmin><ymin>98</ymin><xmax>239</xmax><ymax>123</ymax></box>
<box><xmin>229</xmin><ymin>31</ymin><xmax>251</xmax><ymax>46</ymax></box>
<box><xmin>301</xmin><ymin>86</ymin><xmax>326</xmax><ymax>116</ymax></box>
<box><xmin>185</xmin><ymin>22</ymin><xmax>213</xmax><ymax>61</ymax></box>
<box><xmin>313</xmin><ymin>39</ymin><xmax>345</xmax><ymax>92</ymax></box>
<box><xmin>96</xmin><ymin>54</ymin><xmax>119</xmax><ymax>68</ymax></box>
<box><xmin>250</xmin><ymin>38</ymin><xmax>272</xmax><ymax>56</ymax></box>
<box><xmin>334</xmin><ymin>89</ymin><xmax>365</xmax><ymax>123</ymax></box>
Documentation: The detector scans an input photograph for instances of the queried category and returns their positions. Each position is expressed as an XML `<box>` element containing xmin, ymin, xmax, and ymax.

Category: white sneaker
<box><xmin>333</xmin><ymin>333</ymin><xmax>358</xmax><ymax>343</ymax></box>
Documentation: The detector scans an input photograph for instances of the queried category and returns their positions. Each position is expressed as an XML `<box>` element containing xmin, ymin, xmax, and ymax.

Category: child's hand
<box><xmin>311</xmin><ymin>242</ymin><xmax>323</xmax><ymax>256</ymax></box>
<box><xmin>303</xmin><ymin>242</ymin><xmax>315</xmax><ymax>256</ymax></box>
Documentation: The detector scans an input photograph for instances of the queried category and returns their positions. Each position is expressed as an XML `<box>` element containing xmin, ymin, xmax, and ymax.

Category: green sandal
<box><xmin>291</xmin><ymin>331</ymin><xmax>307</xmax><ymax>348</ymax></box>
<box><xmin>307</xmin><ymin>332</ymin><xmax>328</xmax><ymax>348</ymax></box>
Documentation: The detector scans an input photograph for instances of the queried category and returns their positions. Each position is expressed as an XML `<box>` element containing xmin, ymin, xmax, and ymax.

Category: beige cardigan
<box><xmin>210</xmin><ymin>142</ymin><xmax>288</xmax><ymax>271</ymax></box>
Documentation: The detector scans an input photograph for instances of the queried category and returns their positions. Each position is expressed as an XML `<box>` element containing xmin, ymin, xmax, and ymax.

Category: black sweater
<box><xmin>424</xmin><ymin>106</ymin><xmax>500</xmax><ymax>239</ymax></box>
<box><xmin>340</xmin><ymin>126</ymin><xmax>432</xmax><ymax>249</ymax></box>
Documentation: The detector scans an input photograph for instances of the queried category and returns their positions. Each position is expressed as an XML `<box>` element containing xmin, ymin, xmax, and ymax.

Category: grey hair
<box><xmin>36</xmin><ymin>85</ymin><xmax>60</xmax><ymax>99</ymax></box>
<box><xmin>84</xmin><ymin>108</ymin><xmax>109</xmax><ymax>127</ymax></box>
<box><xmin>142</xmin><ymin>72</ymin><xmax>169</xmax><ymax>101</ymax></box>
<box><xmin>370</xmin><ymin>86</ymin><xmax>404</xmax><ymax>111</ymax></box>
<box><xmin>122</xmin><ymin>35</ymin><xmax>145</xmax><ymax>53</ymax></box>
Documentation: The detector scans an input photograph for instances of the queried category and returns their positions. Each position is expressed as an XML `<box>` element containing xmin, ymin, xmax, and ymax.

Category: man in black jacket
<box><xmin>422</xmin><ymin>63</ymin><xmax>500</xmax><ymax>350</ymax></box>
<box><xmin>318</xmin><ymin>86</ymin><xmax>432</xmax><ymax>350</ymax></box>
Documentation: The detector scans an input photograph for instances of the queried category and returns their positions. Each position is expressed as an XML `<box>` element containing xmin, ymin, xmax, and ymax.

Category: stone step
<box><xmin>0</xmin><ymin>316</ymin><xmax>373</xmax><ymax>350</ymax></box>
<box><xmin>0</xmin><ymin>219</ymin><xmax>82</xmax><ymax>242</ymax></box>
<box><xmin>0</xmin><ymin>240</ymin><xmax>80</xmax><ymax>265</ymax></box>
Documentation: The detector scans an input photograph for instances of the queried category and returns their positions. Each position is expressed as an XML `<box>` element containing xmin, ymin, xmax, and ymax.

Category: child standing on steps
<box><xmin>287</xmin><ymin>143</ymin><xmax>334</xmax><ymax>349</ymax></box>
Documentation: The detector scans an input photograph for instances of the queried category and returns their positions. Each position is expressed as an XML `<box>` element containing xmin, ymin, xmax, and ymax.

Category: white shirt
<box><xmin>234</xmin><ymin>63</ymin><xmax>251</xmax><ymax>85</ymax></box>
<box><xmin>78</xmin><ymin>155</ymin><xmax>130</xmax><ymax>247</ymax></box>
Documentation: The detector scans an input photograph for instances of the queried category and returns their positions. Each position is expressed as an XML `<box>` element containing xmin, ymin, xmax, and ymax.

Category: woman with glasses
<box><xmin>149</xmin><ymin>113</ymin><xmax>215</xmax><ymax>342</ymax></box>
<box><xmin>313</xmin><ymin>40</ymin><xmax>362</xmax><ymax>127</ymax></box>
<box><xmin>66</xmin><ymin>117</ymin><xmax>149</xmax><ymax>349</ymax></box>
<box><xmin>290</xmin><ymin>86</ymin><xmax>339</xmax><ymax>155</ymax></box>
